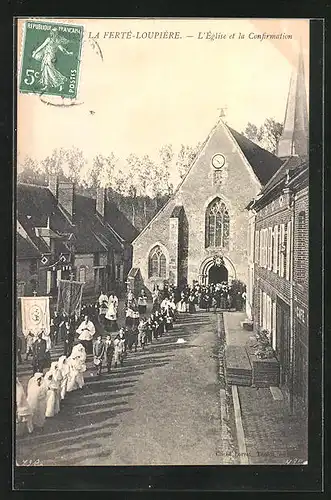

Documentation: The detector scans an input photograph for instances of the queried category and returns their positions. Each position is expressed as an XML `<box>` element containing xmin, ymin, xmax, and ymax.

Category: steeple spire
<box><xmin>277</xmin><ymin>43</ymin><xmax>309</xmax><ymax>159</ymax></box>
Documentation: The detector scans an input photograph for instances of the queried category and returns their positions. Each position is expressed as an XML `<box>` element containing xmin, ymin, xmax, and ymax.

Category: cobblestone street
<box><xmin>16</xmin><ymin>311</ymin><xmax>231</xmax><ymax>466</ymax></box>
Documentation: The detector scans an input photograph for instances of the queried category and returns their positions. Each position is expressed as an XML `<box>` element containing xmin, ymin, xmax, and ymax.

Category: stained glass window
<box><xmin>206</xmin><ymin>198</ymin><xmax>230</xmax><ymax>248</ymax></box>
<box><xmin>148</xmin><ymin>246</ymin><xmax>167</xmax><ymax>278</ymax></box>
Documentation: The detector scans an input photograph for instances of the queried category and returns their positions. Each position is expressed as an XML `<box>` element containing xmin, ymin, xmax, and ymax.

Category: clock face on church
<box><xmin>211</xmin><ymin>154</ymin><xmax>225</xmax><ymax>169</ymax></box>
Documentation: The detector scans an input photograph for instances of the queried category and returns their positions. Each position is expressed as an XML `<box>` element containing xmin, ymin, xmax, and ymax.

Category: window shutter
<box><xmin>271</xmin><ymin>300</ymin><xmax>277</xmax><ymax>350</ymax></box>
<box><xmin>255</xmin><ymin>230</ymin><xmax>260</xmax><ymax>263</ymax></box>
<box><xmin>273</xmin><ymin>225</ymin><xmax>278</xmax><ymax>272</ymax></box>
<box><xmin>286</xmin><ymin>221</ymin><xmax>291</xmax><ymax>281</ymax></box>
<box><xmin>268</xmin><ymin>227</ymin><xmax>272</xmax><ymax>270</ymax></box>
<box><xmin>260</xmin><ymin>290</ymin><xmax>263</xmax><ymax>325</ymax></box>
<box><xmin>280</xmin><ymin>224</ymin><xmax>285</xmax><ymax>277</ymax></box>
<box><xmin>262</xmin><ymin>292</ymin><xmax>267</xmax><ymax>329</ymax></box>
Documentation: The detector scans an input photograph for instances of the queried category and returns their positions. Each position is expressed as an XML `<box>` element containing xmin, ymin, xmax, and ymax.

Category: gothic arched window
<box><xmin>205</xmin><ymin>198</ymin><xmax>230</xmax><ymax>248</ymax></box>
<box><xmin>148</xmin><ymin>245</ymin><xmax>167</xmax><ymax>278</ymax></box>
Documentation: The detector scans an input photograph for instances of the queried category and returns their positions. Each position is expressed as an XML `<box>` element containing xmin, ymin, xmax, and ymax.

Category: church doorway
<box><xmin>208</xmin><ymin>264</ymin><xmax>228</xmax><ymax>284</ymax></box>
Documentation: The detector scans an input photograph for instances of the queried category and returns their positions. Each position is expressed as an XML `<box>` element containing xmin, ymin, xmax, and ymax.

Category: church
<box><xmin>130</xmin><ymin>118</ymin><xmax>283</xmax><ymax>293</ymax></box>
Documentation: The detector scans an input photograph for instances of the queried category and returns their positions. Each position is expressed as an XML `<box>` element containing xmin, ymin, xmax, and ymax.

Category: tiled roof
<box><xmin>259</xmin><ymin>156</ymin><xmax>306</xmax><ymax>196</ymax></box>
<box><xmin>16</xmin><ymin>183</ymin><xmax>72</xmax><ymax>255</ymax></box>
<box><xmin>226</xmin><ymin>126</ymin><xmax>283</xmax><ymax>186</ymax></box>
<box><xmin>16</xmin><ymin>183</ymin><xmax>137</xmax><ymax>258</ymax></box>
<box><xmin>128</xmin><ymin>267</ymin><xmax>140</xmax><ymax>278</ymax></box>
<box><xmin>104</xmin><ymin>195</ymin><xmax>139</xmax><ymax>243</ymax></box>
<box><xmin>16</xmin><ymin>233</ymin><xmax>41</xmax><ymax>260</ymax></box>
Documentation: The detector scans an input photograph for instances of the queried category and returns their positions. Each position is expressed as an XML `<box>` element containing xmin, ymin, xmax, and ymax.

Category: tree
<box><xmin>41</xmin><ymin>147</ymin><xmax>67</xmax><ymax>180</ymax></box>
<box><xmin>176</xmin><ymin>142</ymin><xmax>201</xmax><ymax>180</ymax></box>
<box><xmin>64</xmin><ymin>147</ymin><xmax>87</xmax><ymax>184</ymax></box>
<box><xmin>137</xmin><ymin>155</ymin><xmax>153</xmax><ymax>225</ymax></box>
<box><xmin>98</xmin><ymin>153</ymin><xmax>118</xmax><ymax>188</ymax></box>
<box><xmin>159</xmin><ymin>144</ymin><xmax>174</xmax><ymax>196</ymax></box>
<box><xmin>242</xmin><ymin>118</ymin><xmax>283</xmax><ymax>154</ymax></box>
<box><xmin>112</xmin><ymin>169</ymin><xmax>127</xmax><ymax>210</ymax></box>
<box><xmin>85</xmin><ymin>155</ymin><xmax>103</xmax><ymax>189</ymax></box>
<box><xmin>124</xmin><ymin>155</ymin><xmax>140</xmax><ymax>226</ymax></box>
<box><xmin>18</xmin><ymin>156</ymin><xmax>46</xmax><ymax>185</ymax></box>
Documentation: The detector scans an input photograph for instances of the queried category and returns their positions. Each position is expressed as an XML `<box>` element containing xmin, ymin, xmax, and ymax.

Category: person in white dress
<box><xmin>76</xmin><ymin>315</ymin><xmax>95</xmax><ymax>355</ymax></box>
<box><xmin>58</xmin><ymin>356</ymin><xmax>70</xmax><ymax>401</ymax></box>
<box><xmin>105</xmin><ymin>293</ymin><xmax>119</xmax><ymax>332</ymax></box>
<box><xmin>98</xmin><ymin>291</ymin><xmax>109</xmax><ymax>326</ymax></box>
<box><xmin>113</xmin><ymin>330</ymin><xmax>125</xmax><ymax>368</ymax></box>
<box><xmin>16</xmin><ymin>378</ymin><xmax>33</xmax><ymax>436</ymax></box>
<box><xmin>49</xmin><ymin>361</ymin><xmax>62</xmax><ymax>411</ymax></box>
<box><xmin>27</xmin><ymin>372</ymin><xmax>48</xmax><ymax>430</ymax></box>
<box><xmin>71</xmin><ymin>343</ymin><xmax>87</xmax><ymax>363</ymax></box>
<box><xmin>67</xmin><ymin>349</ymin><xmax>87</xmax><ymax>392</ymax></box>
<box><xmin>44</xmin><ymin>371</ymin><xmax>59</xmax><ymax>418</ymax></box>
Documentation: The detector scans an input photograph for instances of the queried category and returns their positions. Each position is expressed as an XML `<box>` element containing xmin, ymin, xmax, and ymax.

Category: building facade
<box><xmin>248</xmin><ymin>47</ymin><xmax>309</xmax><ymax>416</ymax></box>
<box><xmin>131</xmin><ymin>119</ymin><xmax>282</xmax><ymax>293</ymax></box>
<box><xmin>16</xmin><ymin>180</ymin><xmax>138</xmax><ymax>302</ymax></box>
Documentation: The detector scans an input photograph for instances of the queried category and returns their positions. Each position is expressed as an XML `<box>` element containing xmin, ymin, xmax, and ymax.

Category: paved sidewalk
<box><xmin>223</xmin><ymin>312</ymin><xmax>308</xmax><ymax>465</ymax></box>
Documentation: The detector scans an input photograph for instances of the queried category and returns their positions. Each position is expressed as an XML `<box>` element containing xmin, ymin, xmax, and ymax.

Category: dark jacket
<box><xmin>93</xmin><ymin>340</ymin><xmax>105</xmax><ymax>358</ymax></box>
<box><xmin>104</xmin><ymin>340</ymin><xmax>114</xmax><ymax>360</ymax></box>
<box><xmin>32</xmin><ymin>338</ymin><xmax>47</xmax><ymax>360</ymax></box>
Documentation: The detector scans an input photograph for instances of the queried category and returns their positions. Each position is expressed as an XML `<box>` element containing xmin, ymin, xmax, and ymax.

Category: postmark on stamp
<box><xmin>19</xmin><ymin>21</ymin><xmax>84</xmax><ymax>99</ymax></box>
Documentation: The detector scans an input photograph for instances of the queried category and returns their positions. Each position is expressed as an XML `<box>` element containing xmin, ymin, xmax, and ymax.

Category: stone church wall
<box><xmin>132</xmin><ymin>121</ymin><xmax>264</xmax><ymax>292</ymax></box>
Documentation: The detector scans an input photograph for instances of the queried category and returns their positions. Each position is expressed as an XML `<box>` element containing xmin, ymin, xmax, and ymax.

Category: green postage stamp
<box><xmin>19</xmin><ymin>21</ymin><xmax>84</xmax><ymax>99</ymax></box>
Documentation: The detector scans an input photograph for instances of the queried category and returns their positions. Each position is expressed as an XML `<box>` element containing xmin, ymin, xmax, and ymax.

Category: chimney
<box><xmin>48</xmin><ymin>174</ymin><xmax>58</xmax><ymax>198</ymax></box>
<box><xmin>58</xmin><ymin>181</ymin><xmax>75</xmax><ymax>218</ymax></box>
<box><xmin>96</xmin><ymin>187</ymin><xmax>106</xmax><ymax>219</ymax></box>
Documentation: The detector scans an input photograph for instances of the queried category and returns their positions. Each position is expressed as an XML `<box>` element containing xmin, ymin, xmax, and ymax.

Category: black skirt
<box><xmin>125</xmin><ymin>316</ymin><xmax>133</xmax><ymax>328</ymax></box>
<box><xmin>107</xmin><ymin>319</ymin><xmax>119</xmax><ymax>332</ymax></box>
<box><xmin>138</xmin><ymin>305</ymin><xmax>147</xmax><ymax>315</ymax></box>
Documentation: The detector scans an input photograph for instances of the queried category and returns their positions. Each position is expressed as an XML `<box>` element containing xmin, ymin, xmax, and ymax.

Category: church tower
<box><xmin>277</xmin><ymin>45</ymin><xmax>309</xmax><ymax>160</ymax></box>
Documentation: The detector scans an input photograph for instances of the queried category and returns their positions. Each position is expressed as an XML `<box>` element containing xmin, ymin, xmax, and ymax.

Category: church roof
<box><xmin>132</xmin><ymin>118</ymin><xmax>283</xmax><ymax>245</ymax></box>
<box><xmin>226</xmin><ymin>126</ymin><xmax>283</xmax><ymax>185</ymax></box>
<box><xmin>276</xmin><ymin>46</ymin><xmax>309</xmax><ymax>159</ymax></box>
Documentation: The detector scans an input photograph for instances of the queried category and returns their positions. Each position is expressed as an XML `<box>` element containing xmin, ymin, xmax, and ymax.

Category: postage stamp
<box><xmin>19</xmin><ymin>21</ymin><xmax>84</xmax><ymax>99</ymax></box>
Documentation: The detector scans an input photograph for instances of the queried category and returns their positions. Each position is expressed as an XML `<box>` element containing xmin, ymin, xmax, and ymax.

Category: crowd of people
<box><xmin>16</xmin><ymin>280</ymin><xmax>246</xmax><ymax>437</ymax></box>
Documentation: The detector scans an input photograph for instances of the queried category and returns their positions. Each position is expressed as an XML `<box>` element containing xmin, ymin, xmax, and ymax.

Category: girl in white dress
<box><xmin>16</xmin><ymin>378</ymin><xmax>33</xmax><ymax>436</ymax></box>
<box><xmin>58</xmin><ymin>356</ymin><xmax>70</xmax><ymax>400</ymax></box>
<box><xmin>67</xmin><ymin>353</ymin><xmax>86</xmax><ymax>392</ymax></box>
<box><xmin>49</xmin><ymin>361</ymin><xmax>62</xmax><ymax>413</ymax></box>
<box><xmin>27</xmin><ymin>373</ymin><xmax>48</xmax><ymax>429</ymax></box>
<box><xmin>71</xmin><ymin>343</ymin><xmax>87</xmax><ymax>363</ymax></box>
<box><xmin>44</xmin><ymin>371</ymin><xmax>59</xmax><ymax>418</ymax></box>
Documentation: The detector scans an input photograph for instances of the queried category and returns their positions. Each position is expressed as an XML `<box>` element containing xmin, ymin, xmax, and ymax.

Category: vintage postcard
<box><xmin>15</xmin><ymin>18</ymin><xmax>310</xmax><ymax>469</ymax></box>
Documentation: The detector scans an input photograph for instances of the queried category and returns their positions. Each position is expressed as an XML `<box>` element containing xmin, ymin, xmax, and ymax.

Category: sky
<box><xmin>17</xmin><ymin>18</ymin><xmax>309</xmax><ymax>186</ymax></box>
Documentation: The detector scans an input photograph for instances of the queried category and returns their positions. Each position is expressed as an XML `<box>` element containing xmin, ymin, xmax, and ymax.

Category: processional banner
<box><xmin>20</xmin><ymin>296</ymin><xmax>50</xmax><ymax>337</ymax></box>
<box><xmin>57</xmin><ymin>279</ymin><xmax>84</xmax><ymax>316</ymax></box>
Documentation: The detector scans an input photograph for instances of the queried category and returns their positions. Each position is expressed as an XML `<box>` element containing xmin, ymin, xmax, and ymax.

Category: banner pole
<box><xmin>57</xmin><ymin>279</ymin><xmax>61</xmax><ymax>313</ymax></box>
